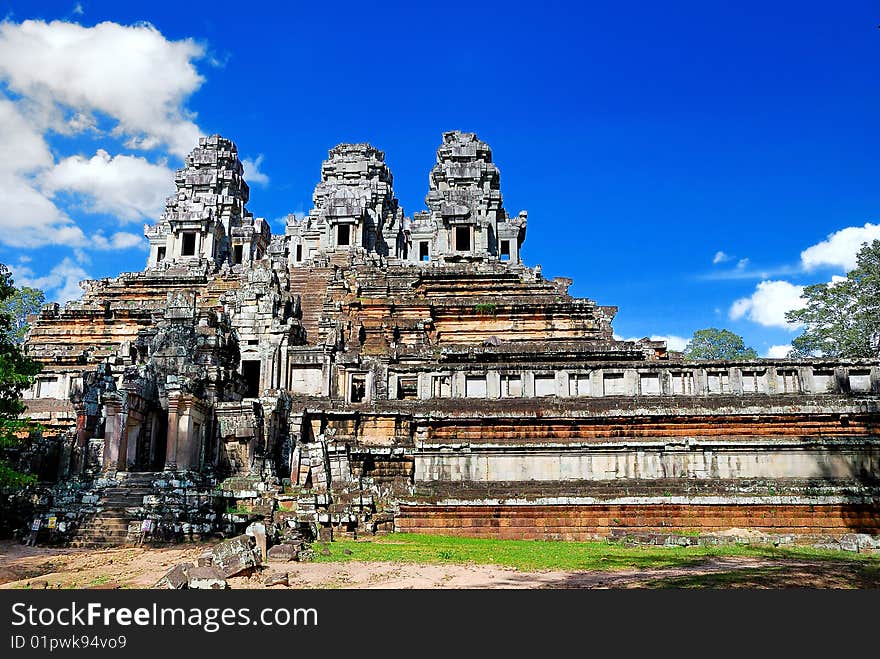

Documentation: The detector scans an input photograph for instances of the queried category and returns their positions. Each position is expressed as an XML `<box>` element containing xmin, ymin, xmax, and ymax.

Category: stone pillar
<box><xmin>176</xmin><ymin>407</ymin><xmax>193</xmax><ymax>470</ymax></box>
<box><xmin>148</xmin><ymin>412</ymin><xmax>161</xmax><ymax>469</ymax></box>
<box><xmin>164</xmin><ymin>395</ymin><xmax>181</xmax><ymax>470</ymax></box>
<box><xmin>101</xmin><ymin>395</ymin><xmax>125</xmax><ymax>473</ymax></box>
<box><xmin>73</xmin><ymin>405</ymin><xmax>90</xmax><ymax>475</ymax></box>
<box><xmin>125</xmin><ymin>419</ymin><xmax>141</xmax><ymax>470</ymax></box>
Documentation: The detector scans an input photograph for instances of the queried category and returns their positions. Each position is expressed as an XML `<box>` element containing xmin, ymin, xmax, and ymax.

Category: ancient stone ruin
<box><xmin>11</xmin><ymin>131</ymin><xmax>880</xmax><ymax>551</ymax></box>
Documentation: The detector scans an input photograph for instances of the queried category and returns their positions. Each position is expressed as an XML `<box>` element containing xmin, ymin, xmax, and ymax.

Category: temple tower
<box><xmin>285</xmin><ymin>143</ymin><xmax>403</xmax><ymax>264</ymax></box>
<box><xmin>144</xmin><ymin>135</ymin><xmax>270</xmax><ymax>270</ymax></box>
<box><xmin>405</xmin><ymin>131</ymin><xmax>527</xmax><ymax>264</ymax></box>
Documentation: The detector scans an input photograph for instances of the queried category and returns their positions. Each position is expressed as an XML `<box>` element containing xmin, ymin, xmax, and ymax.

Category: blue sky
<box><xmin>1</xmin><ymin>1</ymin><xmax>878</xmax><ymax>356</ymax></box>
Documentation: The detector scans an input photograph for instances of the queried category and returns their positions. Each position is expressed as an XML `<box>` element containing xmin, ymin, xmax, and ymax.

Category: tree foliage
<box><xmin>787</xmin><ymin>239</ymin><xmax>880</xmax><ymax>358</ymax></box>
<box><xmin>683</xmin><ymin>328</ymin><xmax>758</xmax><ymax>360</ymax></box>
<box><xmin>0</xmin><ymin>264</ymin><xmax>42</xmax><ymax>488</ymax></box>
<box><xmin>0</xmin><ymin>285</ymin><xmax>44</xmax><ymax>345</ymax></box>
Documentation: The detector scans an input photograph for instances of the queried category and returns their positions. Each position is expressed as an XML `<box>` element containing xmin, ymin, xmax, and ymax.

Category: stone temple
<box><xmin>12</xmin><ymin>131</ymin><xmax>880</xmax><ymax>547</ymax></box>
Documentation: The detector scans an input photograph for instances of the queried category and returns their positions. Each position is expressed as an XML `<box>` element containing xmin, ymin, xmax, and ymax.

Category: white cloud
<box><xmin>0</xmin><ymin>98</ymin><xmax>85</xmax><ymax>246</ymax></box>
<box><xmin>14</xmin><ymin>257</ymin><xmax>90</xmax><ymax>303</ymax></box>
<box><xmin>91</xmin><ymin>231</ymin><xmax>146</xmax><ymax>251</ymax></box>
<box><xmin>72</xmin><ymin>3</ymin><xmax>84</xmax><ymax>15</ymax></box>
<box><xmin>0</xmin><ymin>20</ymin><xmax>206</xmax><ymax>157</ymax></box>
<box><xmin>1</xmin><ymin>172</ymin><xmax>87</xmax><ymax>248</ymax></box>
<box><xmin>0</xmin><ymin>97</ymin><xmax>54</xmax><ymax>175</ymax></box>
<box><xmin>766</xmin><ymin>344</ymin><xmax>793</xmax><ymax>358</ymax></box>
<box><xmin>0</xmin><ymin>19</ymin><xmax>207</xmax><ymax>254</ymax></box>
<box><xmin>242</xmin><ymin>154</ymin><xmax>269</xmax><ymax>186</ymax></box>
<box><xmin>736</xmin><ymin>258</ymin><xmax>750</xmax><ymax>270</ymax></box>
<box><xmin>729</xmin><ymin>280</ymin><xmax>806</xmax><ymax>329</ymax></box>
<box><xmin>712</xmin><ymin>251</ymin><xmax>730</xmax><ymax>264</ymax></box>
<box><xmin>800</xmin><ymin>223</ymin><xmax>880</xmax><ymax>272</ymax></box>
<box><xmin>44</xmin><ymin>149</ymin><xmax>173</xmax><ymax>221</ymax></box>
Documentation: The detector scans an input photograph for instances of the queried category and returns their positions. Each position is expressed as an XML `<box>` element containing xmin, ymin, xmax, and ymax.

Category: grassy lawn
<box><xmin>312</xmin><ymin>533</ymin><xmax>880</xmax><ymax>573</ymax></box>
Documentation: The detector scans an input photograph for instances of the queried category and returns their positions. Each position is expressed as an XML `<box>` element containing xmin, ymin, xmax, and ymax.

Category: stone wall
<box><xmin>13</xmin><ymin>130</ymin><xmax>880</xmax><ymax>549</ymax></box>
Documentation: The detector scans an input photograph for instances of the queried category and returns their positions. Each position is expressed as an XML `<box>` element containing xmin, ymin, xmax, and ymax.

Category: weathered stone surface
<box><xmin>211</xmin><ymin>535</ymin><xmax>260</xmax><ymax>578</ymax></box>
<box><xmin>15</xmin><ymin>130</ymin><xmax>880</xmax><ymax>550</ymax></box>
<box><xmin>187</xmin><ymin>566</ymin><xmax>227</xmax><ymax>590</ymax></box>
<box><xmin>267</xmin><ymin>543</ymin><xmax>299</xmax><ymax>562</ymax></box>
<box><xmin>197</xmin><ymin>549</ymin><xmax>214</xmax><ymax>567</ymax></box>
<box><xmin>262</xmin><ymin>571</ymin><xmax>289</xmax><ymax>587</ymax></box>
<box><xmin>153</xmin><ymin>563</ymin><xmax>191</xmax><ymax>589</ymax></box>
<box><xmin>839</xmin><ymin>533</ymin><xmax>879</xmax><ymax>552</ymax></box>
<box><xmin>247</xmin><ymin>521</ymin><xmax>267</xmax><ymax>561</ymax></box>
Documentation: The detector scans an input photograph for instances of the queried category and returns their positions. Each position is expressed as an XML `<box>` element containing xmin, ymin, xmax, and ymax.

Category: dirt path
<box><xmin>0</xmin><ymin>541</ymin><xmax>875</xmax><ymax>589</ymax></box>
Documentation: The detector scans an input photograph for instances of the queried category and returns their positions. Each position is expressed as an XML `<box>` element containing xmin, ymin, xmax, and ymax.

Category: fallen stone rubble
<box><xmin>153</xmin><ymin>530</ymin><xmax>313</xmax><ymax>589</ymax></box>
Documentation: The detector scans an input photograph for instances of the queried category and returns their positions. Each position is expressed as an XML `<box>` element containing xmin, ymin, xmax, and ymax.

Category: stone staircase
<box><xmin>70</xmin><ymin>473</ymin><xmax>157</xmax><ymax>548</ymax></box>
<box><xmin>288</xmin><ymin>266</ymin><xmax>332</xmax><ymax>344</ymax></box>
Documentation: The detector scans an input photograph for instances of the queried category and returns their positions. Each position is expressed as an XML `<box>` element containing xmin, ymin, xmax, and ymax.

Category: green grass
<box><xmin>472</xmin><ymin>303</ymin><xmax>498</xmax><ymax>315</ymax></box>
<box><xmin>312</xmin><ymin>533</ymin><xmax>880</xmax><ymax>573</ymax></box>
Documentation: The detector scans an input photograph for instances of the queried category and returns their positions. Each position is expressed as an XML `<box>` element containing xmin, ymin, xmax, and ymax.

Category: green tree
<box><xmin>683</xmin><ymin>328</ymin><xmax>758</xmax><ymax>360</ymax></box>
<box><xmin>0</xmin><ymin>285</ymin><xmax>44</xmax><ymax>345</ymax></box>
<box><xmin>787</xmin><ymin>239</ymin><xmax>880</xmax><ymax>358</ymax></box>
<box><xmin>0</xmin><ymin>264</ymin><xmax>42</xmax><ymax>488</ymax></box>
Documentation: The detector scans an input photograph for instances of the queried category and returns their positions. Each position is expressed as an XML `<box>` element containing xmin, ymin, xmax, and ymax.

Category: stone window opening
<box><xmin>500</xmin><ymin>240</ymin><xmax>510</xmax><ymax>261</ymax></box>
<box><xmin>337</xmin><ymin>225</ymin><xmax>351</xmax><ymax>247</ymax></box>
<box><xmin>397</xmin><ymin>377</ymin><xmax>418</xmax><ymax>400</ymax></box>
<box><xmin>671</xmin><ymin>371</ymin><xmax>694</xmax><ymax>395</ymax></box>
<box><xmin>812</xmin><ymin>370</ymin><xmax>836</xmax><ymax>393</ymax></box>
<box><xmin>778</xmin><ymin>369</ymin><xmax>800</xmax><ymax>394</ymax></box>
<box><xmin>500</xmin><ymin>373</ymin><xmax>522</xmax><ymax>397</ymax></box>
<box><xmin>419</xmin><ymin>241</ymin><xmax>429</xmax><ymax>262</ymax></box>
<box><xmin>181</xmin><ymin>232</ymin><xmax>197</xmax><ymax>256</ymax></box>
<box><xmin>455</xmin><ymin>226</ymin><xmax>470</xmax><ymax>251</ymax></box>
<box><xmin>707</xmin><ymin>371</ymin><xmax>730</xmax><ymax>394</ymax></box>
<box><xmin>296</xmin><ymin>244</ymin><xmax>303</xmax><ymax>262</ymax></box>
<box><xmin>350</xmin><ymin>375</ymin><xmax>366</xmax><ymax>403</ymax></box>
<box><xmin>534</xmin><ymin>374</ymin><xmax>556</xmax><ymax>397</ymax></box>
<box><xmin>639</xmin><ymin>373</ymin><xmax>661</xmax><ymax>396</ymax></box>
<box><xmin>603</xmin><ymin>373</ymin><xmax>626</xmax><ymax>396</ymax></box>
<box><xmin>848</xmin><ymin>369</ymin><xmax>871</xmax><ymax>392</ymax></box>
<box><xmin>241</xmin><ymin>359</ymin><xmax>261</xmax><ymax>398</ymax></box>
<box><xmin>569</xmin><ymin>373</ymin><xmax>591</xmax><ymax>396</ymax></box>
<box><xmin>233</xmin><ymin>244</ymin><xmax>244</xmax><ymax>265</ymax></box>
<box><xmin>741</xmin><ymin>370</ymin><xmax>767</xmax><ymax>394</ymax></box>
<box><xmin>156</xmin><ymin>246</ymin><xmax>166</xmax><ymax>262</ymax></box>
<box><xmin>465</xmin><ymin>375</ymin><xmax>487</xmax><ymax>398</ymax></box>
<box><xmin>432</xmin><ymin>375</ymin><xmax>451</xmax><ymax>397</ymax></box>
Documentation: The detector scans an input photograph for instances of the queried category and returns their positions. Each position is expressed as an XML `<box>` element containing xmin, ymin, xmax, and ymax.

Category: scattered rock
<box><xmin>27</xmin><ymin>580</ymin><xmax>48</xmax><ymax>590</ymax></box>
<box><xmin>197</xmin><ymin>549</ymin><xmax>214</xmax><ymax>567</ymax></box>
<box><xmin>212</xmin><ymin>535</ymin><xmax>261</xmax><ymax>578</ymax></box>
<box><xmin>320</xmin><ymin>547</ymin><xmax>331</xmax><ymax>556</ymax></box>
<box><xmin>342</xmin><ymin>548</ymin><xmax>353</xmax><ymax>556</ymax></box>
<box><xmin>187</xmin><ymin>566</ymin><xmax>227</xmax><ymax>590</ymax></box>
<box><xmin>154</xmin><ymin>563</ymin><xmax>191</xmax><ymax>589</ymax></box>
<box><xmin>263</xmin><ymin>571</ymin><xmax>289</xmax><ymax>587</ymax></box>
<box><xmin>247</xmin><ymin>522</ymin><xmax>268</xmax><ymax>562</ymax></box>
<box><xmin>267</xmin><ymin>543</ymin><xmax>299</xmax><ymax>562</ymax></box>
